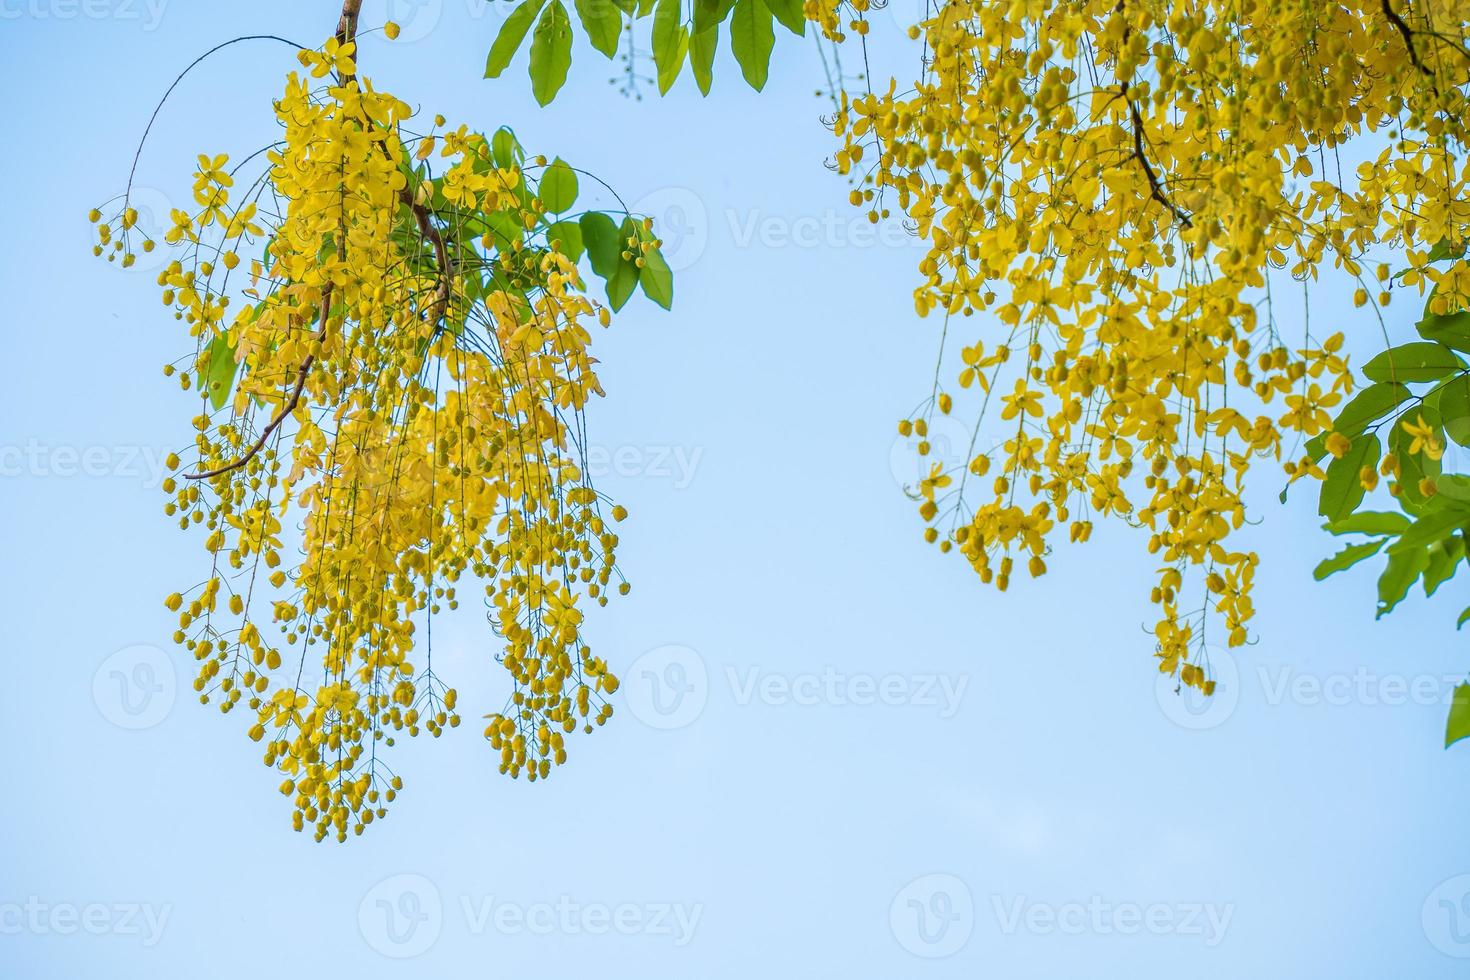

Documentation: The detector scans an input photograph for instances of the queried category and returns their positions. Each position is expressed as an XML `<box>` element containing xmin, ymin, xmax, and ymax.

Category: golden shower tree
<box><xmin>92</xmin><ymin>0</ymin><xmax>1470</xmax><ymax>839</ymax></box>
<box><xmin>91</xmin><ymin>0</ymin><xmax>675</xmax><ymax>840</ymax></box>
<box><xmin>484</xmin><ymin>0</ymin><xmax>1470</xmax><ymax>730</ymax></box>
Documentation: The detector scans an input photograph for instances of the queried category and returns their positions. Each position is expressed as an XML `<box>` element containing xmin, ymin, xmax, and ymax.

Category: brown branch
<box><xmin>186</xmin><ymin>0</ymin><xmax>455</xmax><ymax>481</ymax></box>
<box><xmin>1126</xmin><ymin>93</ymin><xmax>1192</xmax><ymax>230</ymax></box>
<box><xmin>1114</xmin><ymin>1</ymin><xmax>1191</xmax><ymax>231</ymax></box>
<box><xmin>1381</xmin><ymin>0</ymin><xmax>1431</xmax><ymax>76</ymax></box>
<box><xmin>396</xmin><ymin>184</ymin><xmax>455</xmax><ymax>328</ymax></box>
<box><xmin>185</xmin><ymin>0</ymin><xmax>363</xmax><ymax>483</ymax></box>
<box><xmin>336</xmin><ymin>0</ymin><xmax>362</xmax><ymax>47</ymax></box>
<box><xmin>185</xmin><ymin>286</ymin><xmax>333</xmax><ymax>481</ymax></box>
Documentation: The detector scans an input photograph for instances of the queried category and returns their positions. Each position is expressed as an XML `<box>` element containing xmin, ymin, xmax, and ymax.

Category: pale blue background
<box><xmin>3</xmin><ymin>1</ymin><xmax>1470</xmax><ymax>977</ymax></box>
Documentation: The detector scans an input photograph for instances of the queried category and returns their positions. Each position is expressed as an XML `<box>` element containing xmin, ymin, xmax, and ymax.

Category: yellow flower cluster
<box><xmin>93</xmin><ymin>37</ymin><xmax>625</xmax><ymax>839</ymax></box>
<box><xmin>819</xmin><ymin>0</ymin><xmax>1470</xmax><ymax>689</ymax></box>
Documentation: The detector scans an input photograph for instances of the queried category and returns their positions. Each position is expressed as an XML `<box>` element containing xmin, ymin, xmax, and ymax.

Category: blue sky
<box><xmin>3</xmin><ymin>1</ymin><xmax>1470</xmax><ymax>977</ymax></box>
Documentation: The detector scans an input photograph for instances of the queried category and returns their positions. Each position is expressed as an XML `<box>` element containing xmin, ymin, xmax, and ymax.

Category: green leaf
<box><xmin>606</xmin><ymin>217</ymin><xmax>641</xmax><ymax>310</ymax></box>
<box><xmin>764</xmin><ymin>0</ymin><xmax>805</xmax><ymax>34</ymax></box>
<box><xmin>529</xmin><ymin>0</ymin><xmax>574</xmax><ymax>106</ymax></box>
<box><xmin>1417</xmin><ymin>309</ymin><xmax>1470</xmax><ymax>354</ymax></box>
<box><xmin>546</xmin><ymin>219</ymin><xmax>584</xmax><ymax>262</ymax></box>
<box><xmin>1458</xmin><ymin>606</ymin><xmax>1470</xmax><ymax>629</ymax></box>
<box><xmin>692</xmin><ymin>0</ymin><xmax>736</xmax><ymax>33</ymax></box>
<box><xmin>1318</xmin><ymin>433</ymin><xmax>1380</xmax><ymax>523</ymax></box>
<box><xmin>1428</xmin><ymin>239</ymin><xmax>1465</xmax><ymax>263</ymax></box>
<box><xmin>607</xmin><ymin>262</ymin><xmax>639</xmax><ymax>310</ymax></box>
<box><xmin>1423</xmin><ymin>536</ymin><xmax>1465</xmax><ymax>597</ymax></box>
<box><xmin>690</xmin><ymin>25</ymin><xmax>718</xmax><ymax>95</ymax></box>
<box><xmin>1362</xmin><ymin>341</ymin><xmax>1465</xmax><ymax>384</ymax></box>
<box><xmin>1325</xmin><ymin>511</ymin><xmax>1411</xmax><ymax>536</ymax></box>
<box><xmin>1376</xmin><ymin>544</ymin><xmax>1430</xmax><ymax>618</ymax></box>
<box><xmin>1313</xmin><ymin>539</ymin><xmax>1386</xmax><ymax>581</ymax></box>
<box><xmin>1388</xmin><ymin>505</ymin><xmax>1470</xmax><ymax>553</ymax></box>
<box><xmin>486</xmin><ymin>0</ymin><xmax>547</xmax><ymax>77</ymax></box>
<box><xmin>491</xmin><ymin>127</ymin><xmax>524</xmax><ymax>168</ymax></box>
<box><xmin>539</xmin><ymin>158</ymin><xmax>579</xmax><ymax>213</ymax></box>
<box><xmin>580</xmin><ymin>211</ymin><xmax>621</xmax><ymax>278</ymax></box>
<box><xmin>658</xmin><ymin>29</ymin><xmax>689</xmax><ymax>93</ymax></box>
<box><xmin>1434</xmin><ymin>474</ymin><xmax>1470</xmax><ymax>507</ymax></box>
<box><xmin>729</xmin><ymin>0</ymin><xmax>775</xmax><ymax>90</ymax></box>
<box><xmin>477</xmin><ymin>210</ymin><xmax>526</xmax><ymax>250</ymax></box>
<box><xmin>1307</xmin><ymin>382</ymin><xmax>1412</xmax><ymax>461</ymax></box>
<box><xmin>574</xmin><ymin>0</ymin><xmax>623</xmax><ymax>57</ymax></box>
<box><xmin>639</xmin><ymin>244</ymin><xmax>674</xmax><ymax>309</ymax></box>
<box><xmin>1431</xmin><ymin>373</ymin><xmax>1470</xmax><ymax>445</ymax></box>
<box><xmin>1447</xmin><ymin>683</ymin><xmax>1470</xmax><ymax>748</ymax></box>
<box><xmin>652</xmin><ymin>0</ymin><xmax>688</xmax><ymax>93</ymax></box>
<box><xmin>199</xmin><ymin>335</ymin><xmax>238</xmax><ymax>412</ymax></box>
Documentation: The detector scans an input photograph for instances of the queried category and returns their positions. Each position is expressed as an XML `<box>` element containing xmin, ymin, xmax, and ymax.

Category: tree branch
<box><xmin>186</xmin><ymin>0</ymin><xmax>455</xmax><ymax>481</ymax></box>
<box><xmin>396</xmin><ymin>185</ymin><xmax>455</xmax><ymax>328</ymax></box>
<box><xmin>336</xmin><ymin>0</ymin><xmax>363</xmax><ymax>47</ymax></box>
<box><xmin>1127</xmin><ymin>96</ymin><xmax>1192</xmax><ymax>229</ymax></box>
<box><xmin>1381</xmin><ymin>0</ymin><xmax>1431</xmax><ymax>76</ymax></box>
<box><xmin>185</xmin><ymin>286</ymin><xmax>332</xmax><ymax>481</ymax></box>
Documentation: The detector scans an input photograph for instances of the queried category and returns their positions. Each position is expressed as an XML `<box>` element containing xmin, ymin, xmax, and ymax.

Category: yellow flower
<box><xmin>1403</xmin><ymin>414</ymin><xmax>1444</xmax><ymax>461</ymax></box>
<box><xmin>102</xmin><ymin>35</ymin><xmax>644</xmax><ymax>839</ymax></box>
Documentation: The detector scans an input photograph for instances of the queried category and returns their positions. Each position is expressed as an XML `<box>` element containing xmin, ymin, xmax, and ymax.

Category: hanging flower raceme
<box><xmin>816</xmin><ymin>0</ymin><xmax>1470</xmax><ymax>691</ymax></box>
<box><xmin>90</xmin><ymin>35</ymin><xmax>661</xmax><ymax>840</ymax></box>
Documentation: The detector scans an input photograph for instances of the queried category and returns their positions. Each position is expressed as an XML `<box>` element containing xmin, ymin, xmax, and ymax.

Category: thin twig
<box><xmin>187</xmin><ymin>0</ymin><xmax>455</xmax><ymax>480</ymax></box>
<box><xmin>1127</xmin><ymin>97</ymin><xmax>1192</xmax><ymax>229</ymax></box>
<box><xmin>185</xmin><ymin>287</ymin><xmax>332</xmax><ymax>480</ymax></box>
<box><xmin>1381</xmin><ymin>0</ymin><xmax>1430</xmax><ymax>76</ymax></box>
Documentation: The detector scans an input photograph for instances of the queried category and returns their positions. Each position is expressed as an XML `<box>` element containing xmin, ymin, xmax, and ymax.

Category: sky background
<box><xmin>4</xmin><ymin>1</ymin><xmax>1470</xmax><ymax>977</ymax></box>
